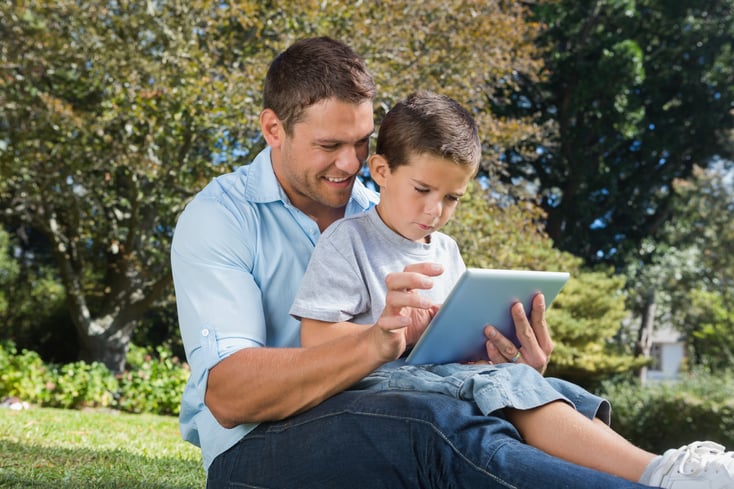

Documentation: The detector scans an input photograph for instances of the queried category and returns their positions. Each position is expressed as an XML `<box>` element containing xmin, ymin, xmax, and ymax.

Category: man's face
<box><xmin>274</xmin><ymin>98</ymin><xmax>374</xmax><ymax>213</ymax></box>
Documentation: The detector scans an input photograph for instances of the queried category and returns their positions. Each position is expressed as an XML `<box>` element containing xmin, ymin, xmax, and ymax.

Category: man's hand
<box><xmin>483</xmin><ymin>292</ymin><xmax>554</xmax><ymax>374</ymax></box>
<box><xmin>367</xmin><ymin>262</ymin><xmax>443</xmax><ymax>362</ymax></box>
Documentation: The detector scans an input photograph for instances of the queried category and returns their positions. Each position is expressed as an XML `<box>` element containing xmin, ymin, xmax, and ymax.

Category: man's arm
<box><xmin>206</xmin><ymin>263</ymin><xmax>441</xmax><ymax>428</ymax></box>
<box><xmin>300</xmin><ymin>318</ymin><xmax>362</xmax><ymax>348</ymax></box>
<box><xmin>206</xmin><ymin>332</ymin><xmax>383</xmax><ymax>427</ymax></box>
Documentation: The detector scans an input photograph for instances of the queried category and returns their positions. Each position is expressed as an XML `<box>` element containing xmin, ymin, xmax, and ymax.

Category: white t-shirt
<box><xmin>290</xmin><ymin>207</ymin><xmax>466</xmax><ymax>324</ymax></box>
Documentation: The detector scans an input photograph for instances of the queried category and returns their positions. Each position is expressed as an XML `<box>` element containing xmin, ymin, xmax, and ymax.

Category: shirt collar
<box><xmin>243</xmin><ymin>146</ymin><xmax>377</xmax><ymax>214</ymax></box>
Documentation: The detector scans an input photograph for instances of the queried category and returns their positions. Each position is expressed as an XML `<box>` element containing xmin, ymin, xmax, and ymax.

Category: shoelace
<box><xmin>676</xmin><ymin>442</ymin><xmax>734</xmax><ymax>476</ymax></box>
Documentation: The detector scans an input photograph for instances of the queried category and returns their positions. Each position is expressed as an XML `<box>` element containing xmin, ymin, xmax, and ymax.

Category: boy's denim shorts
<box><xmin>351</xmin><ymin>362</ymin><xmax>611</xmax><ymax>424</ymax></box>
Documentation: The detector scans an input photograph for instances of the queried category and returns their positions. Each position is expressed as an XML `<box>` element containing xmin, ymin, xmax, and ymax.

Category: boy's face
<box><xmin>370</xmin><ymin>153</ymin><xmax>474</xmax><ymax>243</ymax></box>
<box><xmin>266</xmin><ymin>97</ymin><xmax>374</xmax><ymax>216</ymax></box>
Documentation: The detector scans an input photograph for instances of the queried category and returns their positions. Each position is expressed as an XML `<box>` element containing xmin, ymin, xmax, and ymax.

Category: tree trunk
<box><xmin>636</xmin><ymin>290</ymin><xmax>656</xmax><ymax>385</ymax></box>
<box><xmin>78</xmin><ymin>315</ymin><xmax>136</xmax><ymax>374</ymax></box>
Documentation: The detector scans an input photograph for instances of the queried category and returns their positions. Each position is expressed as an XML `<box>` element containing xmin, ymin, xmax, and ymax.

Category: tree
<box><xmin>0</xmin><ymin>1</ymin><xmax>256</xmax><ymax>371</ymax></box>
<box><xmin>509</xmin><ymin>0</ymin><xmax>734</xmax><ymax>265</ymax></box>
<box><xmin>1</xmin><ymin>0</ymin><xmax>548</xmax><ymax>371</ymax></box>
<box><xmin>0</xmin><ymin>227</ymin><xmax>73</xmax><ymax>363</ymax></box>
<box><xmin>631</xmin><ymin>167</ymin><xmax>734</xmax><ymax>369</ymax></box>
<box><xmin>0</xmin><ymin>229</ymin><xmax>19</xmax><ymax>318</ymax></box>
<box><xmin>624</xmin><ymin>164</ymin><xmax>734</xmax><ymax>371</ymax></box>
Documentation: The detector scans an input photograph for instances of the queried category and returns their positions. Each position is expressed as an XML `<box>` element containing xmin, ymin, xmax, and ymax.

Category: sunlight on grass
<box><xmin>0</xmin><ymin>407</ymin><xmax>206</xmax><ymax>488</ymax></box>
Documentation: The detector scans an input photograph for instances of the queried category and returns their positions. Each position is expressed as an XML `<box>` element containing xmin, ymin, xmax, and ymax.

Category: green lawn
<box><xmin>0</xmin><ymin>406</ymin><xmax>206</xmax><ymax>488</ymax></box>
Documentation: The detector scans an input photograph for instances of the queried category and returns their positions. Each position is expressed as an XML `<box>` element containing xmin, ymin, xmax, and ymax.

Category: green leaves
<box><xmin>523</xmin><ymin>0</ymin><xmax>734</xmax><ymax>265</ymax></box>
<box><xmin>625</xmin><ymin>164</ymin><xmax>734</xmax><ymax>371</ymax></box>
<box><xmin>1</xmin><ymin>0</ymin><xmax>550</xmax><ymax>368</ymax></box>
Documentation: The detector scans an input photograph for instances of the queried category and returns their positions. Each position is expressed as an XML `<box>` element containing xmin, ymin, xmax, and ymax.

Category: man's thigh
<box><xmin>206</xmin><ymin>390</ymin><xmax>648</xmax><ymax>489</ymax></box>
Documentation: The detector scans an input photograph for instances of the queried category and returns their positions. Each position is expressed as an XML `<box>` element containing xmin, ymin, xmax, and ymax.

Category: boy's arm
<box><xmin>301</xmin><ymin>297</ymin><xmax>442</xmax><ymax>349</ymax></box>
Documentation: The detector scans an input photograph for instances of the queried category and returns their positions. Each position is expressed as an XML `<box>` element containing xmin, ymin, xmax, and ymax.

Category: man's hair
<box><xmin>263</xmin><ymin>36</ymin><xmax>376</xmax><ymax>134</ymax></box>
<box><xmin>375</xmin><ymin>91</ymin><xmax>481</xmax><ymax>173</ymax></box>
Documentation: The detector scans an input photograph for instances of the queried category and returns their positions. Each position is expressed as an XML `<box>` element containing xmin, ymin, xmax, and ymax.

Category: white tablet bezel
<box><xmin>404</xmin><ymin>268</ymin><xmax>569</xmax><ymax>365</ymax></box>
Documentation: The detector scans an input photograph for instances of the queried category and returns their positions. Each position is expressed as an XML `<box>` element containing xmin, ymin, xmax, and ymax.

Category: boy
<box><xmin>291</xmin><ymin>90</ymin><xmax>734</xmax><ymax>487</ymax></box>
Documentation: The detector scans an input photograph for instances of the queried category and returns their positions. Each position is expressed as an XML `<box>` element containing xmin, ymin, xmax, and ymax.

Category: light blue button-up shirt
<box><xmin>170</xmin><ymin>147</ymin><xmax>378</xmax><ymax>470</ymax></box>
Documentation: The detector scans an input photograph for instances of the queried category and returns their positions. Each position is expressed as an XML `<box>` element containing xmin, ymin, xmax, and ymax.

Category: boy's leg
<box><xmin>207</xmin><ymin>389</ymin><xmax>651</xmax><ymax>489</ymax></box>
<box><xmin>507</xmin><ymin>401</ymin><xmax>656</xmax><ymax>482</ymax></box>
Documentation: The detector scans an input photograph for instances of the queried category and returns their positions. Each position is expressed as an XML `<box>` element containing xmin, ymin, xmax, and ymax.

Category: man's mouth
<box><xmin>324</xmin><ymin>177</ymin><xmax>352</xmax><ymax>183</ymax></box>
<box><xmin>324</xmin><ymin>175</ymin><xmax>353</xmax><ymax>185</ymax></box>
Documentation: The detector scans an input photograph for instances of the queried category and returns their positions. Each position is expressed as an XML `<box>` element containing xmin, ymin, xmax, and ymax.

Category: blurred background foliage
<box><xmin>1</xmin><ymin>0</ymin><xmax>733</xmax><ymax>398</ymax></box>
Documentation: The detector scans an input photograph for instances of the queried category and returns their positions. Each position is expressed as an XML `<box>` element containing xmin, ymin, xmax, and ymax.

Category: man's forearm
<box><xmin>205</xmin><ymin>331</ymin><xmax>383</xmax><ymax>427</ymax></box>
<box><xmin>301</xmin><ymin>318</ymin><xmax>369</xmax><ymax>347</ymax></box>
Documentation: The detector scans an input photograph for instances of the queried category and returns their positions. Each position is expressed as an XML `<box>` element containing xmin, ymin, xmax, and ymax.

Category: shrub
<box><xmin>117</xmin><ymin>344</ymin><xmax>190</xmax><ymax>415</ymax></box>
<box><xmin>0</xmin><ymin>341</ymin><xmax>188</xmax><ymax>416</ymax></box>
<box><xmin>0</xmin><ymin>342</ymin><xmax>50</xmax><ymax>402</ymax></box>
<box><xmin>46</xmin><ymin>360</ymin><xmax>120</xmax><ymax>409</ymax></box>
<box><xmin>600</xmin><ymin>370</ymin><xmax>734</xmax><ymax>453</ymax></box>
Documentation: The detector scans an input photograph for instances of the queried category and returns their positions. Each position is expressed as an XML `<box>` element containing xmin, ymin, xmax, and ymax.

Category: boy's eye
<box><xmin>446</xmin><ymin>195</ymin><xmax>460</xmax><ymax>202</ymax></box>
<box><xmin>414</xmin><ymin>187</ymin><xmax>429</xmax><ymax>194</ymax></box>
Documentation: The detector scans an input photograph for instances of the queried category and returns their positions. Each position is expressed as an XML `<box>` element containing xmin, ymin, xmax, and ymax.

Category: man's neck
<box><xmin>305</xmin><ymin>205</ymin><xmax>345</xmax><ymax>232</ymax></box>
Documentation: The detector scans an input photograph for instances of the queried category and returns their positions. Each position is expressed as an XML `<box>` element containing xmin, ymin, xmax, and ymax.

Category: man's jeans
<box><xmin>207</xmin><ymin>389</ymin><xmax>653</xmax><ymax>489</ymax></box>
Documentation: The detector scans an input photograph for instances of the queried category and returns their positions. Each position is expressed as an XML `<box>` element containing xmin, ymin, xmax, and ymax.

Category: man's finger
<box><xmin>483</xmin><ymin>325</ymin><xmax>519</xmax><ymax>363</ymax></box>
<box><xmin>529</xmin><ymin>293</ymin><xmax>553</xmax><ymax>355</ymax></box>
<box><xmin>511</xmin><ymin>302</ymin><xmax>541</xmax><ymax>353</ymax></box>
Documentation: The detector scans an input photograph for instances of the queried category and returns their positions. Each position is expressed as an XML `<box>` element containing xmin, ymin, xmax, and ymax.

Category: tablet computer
<box><xmin>404</xmin><ymin>268</ymin><xmax>569</xmax><ymax>365</ymax></box>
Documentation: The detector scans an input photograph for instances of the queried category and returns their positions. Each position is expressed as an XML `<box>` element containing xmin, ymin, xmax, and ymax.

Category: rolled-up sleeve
<box><xmin>172</xmin><ymin>196</ymin><xmax>266</xmax><ymax>371</ymax></box>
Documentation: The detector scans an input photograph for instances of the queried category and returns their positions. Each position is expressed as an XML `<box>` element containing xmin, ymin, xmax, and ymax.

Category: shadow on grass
<box><xmin>0</xmin><ymin>440</ymin><xmax>206</xmax><ymax>489</ymax></box>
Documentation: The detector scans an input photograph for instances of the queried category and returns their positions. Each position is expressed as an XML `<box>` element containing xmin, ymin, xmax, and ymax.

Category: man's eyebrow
<box><xmin>315</xmin><ymin>131</ymin><xmax>373</xmax><ymax>146</ymax></box>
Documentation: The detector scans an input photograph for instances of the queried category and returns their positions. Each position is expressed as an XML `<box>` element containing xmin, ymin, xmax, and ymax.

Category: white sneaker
<box><xmin>647</xmin><ymin>441</ymin><xmax>734</xmax><ymax>488</ymax></box>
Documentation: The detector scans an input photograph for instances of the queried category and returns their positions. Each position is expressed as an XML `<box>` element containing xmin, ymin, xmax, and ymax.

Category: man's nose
<box><xmin>334</xmin><ymin>146</ymin><xmax>362</xmax><ymax>174</ymax></box>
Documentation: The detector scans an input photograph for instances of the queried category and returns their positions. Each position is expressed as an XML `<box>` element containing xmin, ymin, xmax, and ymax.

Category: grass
<box><xmin>0</xmin><ymin>406</ymin><xmax>206</xmax><ymax>488</ymax></box>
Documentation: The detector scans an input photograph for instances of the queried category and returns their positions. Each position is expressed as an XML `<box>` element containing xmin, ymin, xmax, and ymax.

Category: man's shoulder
<box><xmin>201</xmin><ymin>149</ymin><xmax>278</xmax><ymax>202</ymax></box>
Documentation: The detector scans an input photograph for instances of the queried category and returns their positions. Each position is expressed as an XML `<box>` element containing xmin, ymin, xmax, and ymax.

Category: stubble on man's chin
<box><xmin>317</xmin><ymin>179</ymin><xmax>356</xmax><ymax>209</ymax></box>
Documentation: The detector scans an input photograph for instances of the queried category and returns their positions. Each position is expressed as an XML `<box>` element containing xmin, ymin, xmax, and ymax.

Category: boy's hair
<box><xmin>375</xmin><ymin>91</ymin><xmax>481</xmax><ymax>172</ymax></box>
<box><xmin>263</xmin><ymin>37</ymin><xmax>376</xmax><ymax>134</ymax></box>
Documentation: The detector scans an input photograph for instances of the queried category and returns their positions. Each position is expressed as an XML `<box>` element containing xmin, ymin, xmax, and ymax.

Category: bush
<box><xmin>0</xmin><ymin>341</ymin><xmax>188</xmax><ymax>416</ymax></box>
<box><xmin>0</xmin><ymin>342</ymin><xmax>51</xmax><ymax>402</ymax></box>
<box><xmin>600</xmin><ymin>370</ymin><xmax>734</xmax><ymax>453</ymax></box>
<box><xmin>116</xmin><ymin>344</ymin><xmax>190</xmax><ymax>415</ymax></box>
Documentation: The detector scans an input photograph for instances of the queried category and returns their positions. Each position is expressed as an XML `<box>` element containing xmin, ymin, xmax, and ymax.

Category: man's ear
<box><xmin>260</xmin><ymin>109</ymin><xmax>285</xmax><ymax>148</ymax></box>
<box><xmin>368</xmin><ymin>154</ymin><xmax>390</xmax><ymax>187</ymax></box>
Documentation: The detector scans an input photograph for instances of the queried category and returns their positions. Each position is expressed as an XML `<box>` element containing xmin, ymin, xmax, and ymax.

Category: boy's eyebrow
<box><xmin>411</xmin><ymin>177</ymin><xmax>466</xmax><ymax>197</ymax></box>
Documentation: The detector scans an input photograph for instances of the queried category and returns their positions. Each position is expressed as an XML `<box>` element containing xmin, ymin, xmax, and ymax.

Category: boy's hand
<box><xmin>483</xmin><ymin>292</ymin><xmax>554</xmax><ymax>374</ymax></box>
<box><xmin>369</xmin><ymin>262</ymin><xmax>443</xmax><ymax>362</ymax></box>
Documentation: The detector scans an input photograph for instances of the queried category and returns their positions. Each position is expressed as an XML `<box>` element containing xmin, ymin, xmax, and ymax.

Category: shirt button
<box><xmin>202</xmin><ymin>328</ymin><xmax>209</xmax><ymax>337</ymax></box>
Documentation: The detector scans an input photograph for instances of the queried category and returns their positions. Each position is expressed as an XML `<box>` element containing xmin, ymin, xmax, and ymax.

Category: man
<box><xmin>171</xmin><ymin>36</ymin><xmax>650</xmax><ymax>488</ymax></box>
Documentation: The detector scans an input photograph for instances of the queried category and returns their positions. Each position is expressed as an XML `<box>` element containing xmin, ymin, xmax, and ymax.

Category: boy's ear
<box><xmin>368</xmin><ymin>154</ymin><xmax>390</xmax><ymax>186</ymax></box>
<box><xmin>260</xmin><ymin>109</ymin><xmax>285</xmax><ymax>148</ymax></box>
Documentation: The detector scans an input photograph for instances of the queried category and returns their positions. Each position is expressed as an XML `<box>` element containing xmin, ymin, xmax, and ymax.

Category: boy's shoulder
<box><xmin>321</xmin><ymin>208</ymin><xmax>375</xmax><ymax>239</ymax></box>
